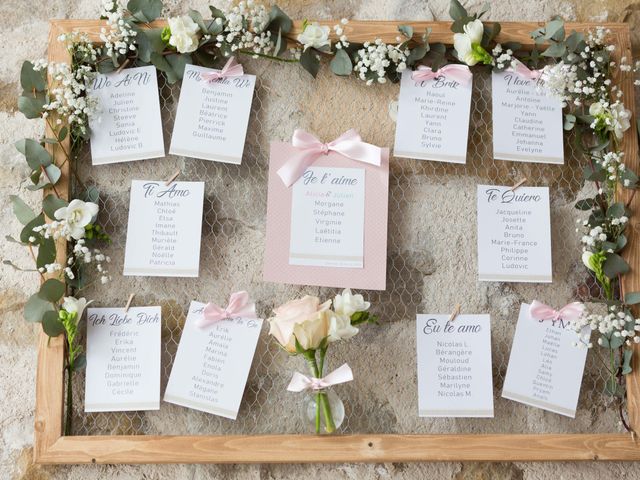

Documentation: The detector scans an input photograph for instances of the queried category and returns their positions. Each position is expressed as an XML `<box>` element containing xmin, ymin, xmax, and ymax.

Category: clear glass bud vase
<box><xmin>303</xmin><ymin>387</ymin><xmax>345</xmax><ymax>434</ymax></box>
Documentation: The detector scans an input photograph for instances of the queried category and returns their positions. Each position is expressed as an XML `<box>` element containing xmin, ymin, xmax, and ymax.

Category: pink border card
<box><xmin>264</xmin><ymin>142</ymin><xmax>389</xmax><ymax>290</ymax></box>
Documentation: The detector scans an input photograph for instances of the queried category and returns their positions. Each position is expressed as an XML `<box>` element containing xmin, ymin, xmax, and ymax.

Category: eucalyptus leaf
<box><xmin>625</xmin><ymin>292</ymin><xmax>640</xmax><ymax>305</ymax></box>
<box><xmin>58</xmin><ymin>126</ymin><xmax>68</xmax><ymax>142</ymax></box>
<box><xmin>615</xmin><ymin>234</ymin><xmax>627</xmax><ymax>251</ymax></box>
<box><xmin>609</xmin><ymin>334</ymin><xmax>625</xmax><ymax>350</ymax></box>
<box><xmin>563</xmin><ymin>113</ymin><xmax>576</xmax><ymax>131</ymax></box>
<box><xmin>622</xmin><ymin>349</ymin><xmax>633</xmax><ymax>375</ymax></box>
<box><xmin>268</xmin><ymin>5</ymin><xmax>292</xmax><ymax>34</ymax></box>
<box><xmin>20</xmin><ymin>213</ymin><xmax>45</xmax><ymax>243</ymax></box>
<box><xmin>24</xmin><ymin>293</ymin><xmax>54</xmax><ymax>323</ymax></box>
<box><xmin>449</xmin><ymin>0</ymin><xmax>468</xmax><ymax>21</ymax></box>
<box><xmin>407</xmin><ymin>44</ymin><xmax>429</xmax><ymax>66</ymax></box>
<box><xmin>74</xmin><ymin>353</ymin><xmax>87</xmax><ymax>370</ymax></box>
<box><xmin>26</xmin><ymin>180</ymin><xmax>52</xmax><ymax>191</ymax></box>
<box><xmin>603</xmin><ymin>252</ymin><xmax>630</xmax><ymax>279</ymax></box>
<box><xmin>541</xmin><ymin>42</ymin><xmax>566</xmax><ymax>58</ymax></box>
<box><xmin>127</xmin><ymin>0</ymin><xmax>162</xmax><ymax>23</ymax></box>
<box><xmin>209</xmin><ymin>6</ymin><xmax>226</xmax><ymax>20</ymax></box>
<box><xmin>543</xmin><ymin>18</ymin><xmax>565</xmax><ymax>42</ymax></box>
<box><xmin>135</xmin><ymin>27</ymin><xmax>166</xmax><ymax>63</ymax></box>
<box><xmin>2</xmin><ymin>260</ymin><xmax>33</xmax><ymax>271</ymax></box>
<box><xmin>330</xmin><ymin>48</ymin><xmax>353</xmax><ymax>76</ymax></box>
<box><xmin>20</xmin><ymin>60</ymin><xmax>46</xmax><ymax>92</ymax></box>
<box><xmin>574</xmin><ymin>198</ymin><xmax>594</xmax><ymax>211</ymax></box>
<box><xmin>38</xmin><ymin>278</ymin><xmax>65</xmax><ymax>302</ymax></box>
<box><xmin>36</xmin><ymin>237</ymin><xmax>57</xmax><ymax>269</ymax></box>
<box><xmin>5</xmin><ymin>235</ymin><xmax>26</xmax><ymax>245</ymax></box>
<box><xmin>81</xmin><ymin>185</ymin><xmax>100</xmax><ymax>204</ymax></box>
<box><xmin>607</xmin><ymin>202</ymin><xmax>625</xmax><ymax>219</ymax></box>
<box><xmin>42</xmin><ymin>310</ymin><xmax>65</xmax><ymax>337</ymax></box>
<box><xmin>18</xmin><ymin>96</ymin><xmax>45</xmax><ymax>119</ymax></box>
<box><xmin>188</xmin><ymin>9</ymin><xmax>209</xmax><ymax>34</ymax></box>
<box><xmin>398</xmin><ymin>25</ymin><xmax>413</xmax><ymax>39</ymax></box>
<box><xmin>151</xmin><ymin>53</ymin><xmax>190</xmax><ymax>84</ymax></box>
<box><xmin>299</xmin><ymin>48</ymin><xmax>320</xmax><ymax>78</ymax></box>
<box><xmin>42</xmin><ymin>194</ymin><xmax>67</xmax><ymax>220</ymax></box>
<box><xmin>43</xmin><ymin>164</ymin><xmax>61</xmax><ymax>186</ymax></box>
<box><xmin>10</xmin><ymin>195</ymin><xmax>36</xmax><ymax>225</ymax></box>
<box><xmin>15</xmin><ymin>138</ymin><xmax>52</xmax><ymax>170</ymax></box>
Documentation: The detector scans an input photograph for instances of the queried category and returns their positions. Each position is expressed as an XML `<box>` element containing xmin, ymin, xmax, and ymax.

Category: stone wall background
<box><xmin>3</xmin><ymin>0</ymin><xmax>640</xmax><ymax>478</ymax></box>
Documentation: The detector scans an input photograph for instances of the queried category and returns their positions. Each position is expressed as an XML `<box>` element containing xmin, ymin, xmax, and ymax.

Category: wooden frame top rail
<box><xmin>34</xmin><ymin>18</ymin><xmax>640</xmax><ymax>464</ymax></box>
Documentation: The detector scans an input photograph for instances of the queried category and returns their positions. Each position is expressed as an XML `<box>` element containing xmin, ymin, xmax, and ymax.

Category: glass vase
<box><xmin>303</xmin><ymin>387</ymin><xmax>345</xmax><ymax>434</ymax></box>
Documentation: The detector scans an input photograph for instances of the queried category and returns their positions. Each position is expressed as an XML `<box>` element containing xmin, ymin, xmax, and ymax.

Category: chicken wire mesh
<box><xmin>69</xmin><ymin>59</ymin><xmax>619</xmax><ymax>437</ymax></box>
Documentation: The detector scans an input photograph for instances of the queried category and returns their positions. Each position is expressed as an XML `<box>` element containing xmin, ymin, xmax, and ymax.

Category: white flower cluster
<box><xmin>595</xmin><ymin>150</ymin><xmax>627</xmax><ymax>185</ymax></box>
<box><xmin>354</xmin><ymin>38</ymin><xmax>408</xmax><ymax>85</ymax></box>
<box><xmin>540</xmin><ymin>27</ymin><xmax>616</xmax><ymax>107</ymax></box>
<box><xmin>571</xmin><ymin>304</ymin><xmax>640</xmax><ymax>348</ymax></box>
<box><xmin>58</xmin><ymin>31</ymin><xmax>99</xmax><ymax>64</ymax></box>
<box><xmin>99</xmin><ymin>0</ymin><xmax>138</xmax><ymax>57</ymax></box>
<box><xmin>32</xmin><ymin>61</ymin><xmax>98</xmax><ymax>135</ymax></box>
<box><xmin>67</xmin><ymin>239</ymin><xmax>112</xmax><ymax>284</ymax></box>
<box><xmin>492</xmin><ymin>44</ymin><xmax>515</xmax><ymax>70</ymax></box>
<box><xmin>333</xmin><ymin>18</ymin><xmax>350</xmax><ymax>50</ymax></box>
<box><xmin>215</xmin><ymin>0</ymin><xmax>274</xmax><ymax>57</ymax></box>
<box><xmin>589</xmin><ymin>99</ymin><xmax>632</xmax><ymax>141</ymax></box>
<box><xmin>578</xmin><ymin>215</ymin><xmax>628</xmax><ymax>251</ymax></box>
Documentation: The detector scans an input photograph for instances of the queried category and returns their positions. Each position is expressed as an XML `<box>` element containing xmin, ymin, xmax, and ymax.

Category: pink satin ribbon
<box><xmin>287</xmin><ymin>364</ymin><xmax>354</xmax><ymax>392</ymax></box>
<box><xmin>202</xmin><ymin>56</ymin><xmax>244</xmax><ymax>82</ymax></box>
<box><xmin>509</xmin><ymin>59</ymin><xmax>542</xmax><ymax>80</ymax></box>
<box><xmin>196</xmin><ymin>291</ymin><xmax>257</xmax><ymax>328</ymax></box>
<box><xmin>277</xmin><ymin>129</ymin><xmax>382</xmax><ymax>187</ymax></box>
<box><xmin>529</xmin><ymin>300</ymin><xmax>585</xmax><ymax>323</ymax></box>
<box><xmin>411</xmin><ymin>64</ymin><xmax>472</xmax><ymax>85</ymax></box>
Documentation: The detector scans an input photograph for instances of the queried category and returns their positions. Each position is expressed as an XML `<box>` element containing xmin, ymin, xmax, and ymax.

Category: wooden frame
<box><xmin>34</xmin><ymin>19</ymin><xmax>640</xmax><ymax>464</ymax></box>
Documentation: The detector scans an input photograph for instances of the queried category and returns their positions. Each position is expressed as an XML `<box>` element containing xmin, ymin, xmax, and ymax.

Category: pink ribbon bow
<box><xmin>529</xmin><ymin>300</ymin><xmax>585</xmax><ymax>323</ymax></box>
<box><xmin>287</xmin><ymin>364</ymin><xmax>354</xmax><ymax>392</ymax></box>
<box><xmin>509</xmin><ymin>59</ymin><xmax>542</xmax><ymax>80</ymax></box>
<box><xmin>196</xmin><ymin>291</ymin><xmax>257</xmax><ymax>328</ymax></box>
<box><xmin>277</xmin><ymin>129</ymin><xmax>382</xmax><ymax>187</ymax></box>
<box><xmin>411</xmin><ymin>64</ymin><xmax>473</xmax><ymax>85</ymax></box>
<box><xmin>202</xmin><ymin>56</ymin><xmax>244</xmax><ymax>82</ymax></box>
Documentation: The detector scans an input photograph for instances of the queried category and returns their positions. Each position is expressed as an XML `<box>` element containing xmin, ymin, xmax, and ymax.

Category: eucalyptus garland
<box><xmin>6</xmin><ymin>0</ymin><xmax>640</xmax><ymax>435</ymax></box>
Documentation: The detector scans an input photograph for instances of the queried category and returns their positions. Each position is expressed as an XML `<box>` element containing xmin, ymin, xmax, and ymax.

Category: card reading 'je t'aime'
<box><xmin>264</xmin><ymin>142</ymin><xmax>389</xmax><ymax>290</ymax></box>
<box><xmin>169</xmin><ymin>64</ymin><xmax>256</xmax><ymax>164</ymax></box>
<box><xmin>394</xmin><ymin>68</ymin><xmax>473</xmax><ymax>163</ymax></box>
<box><xmin>416</xmin><ymin>314</ymin><xmax>494</xmax><ymax>417</ymax></box>
<box><xmin>123</xmin><ymin>180</ymin><xmax>205</xmax><ymax>277</ymax></box>
<box><xmin>88</xmin><ymin>66</ymin><xmax>164</xmax><ymax>165</ymax></box>
<box><xmin>476</xmin><ymin>185</ymin><xmax>552</xmax><ymax>283</ymax></box>
<box><xmin>502</xmin><ymin>303</ymin><xmax>589</xmax><ymax>418</ymax></box>
<box><xmin>85</xmin><ymin>306</ymin><xmax>161</xmax><ymax>412</ymax></box>
<box><xmin>491</xmin><ymin>70</ymin><xmax>564</xmax><ymax>164</ymax></box>
<box><xmin>164</xmin><ymin>301</ymin><xmax>263</xmax><ymax>419</ymax></box>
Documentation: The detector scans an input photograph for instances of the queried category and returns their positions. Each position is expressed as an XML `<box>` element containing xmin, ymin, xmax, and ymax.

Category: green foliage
<box><xmin>38</xmin><ymin>279</ymin><xmax>65</xmax><ymax>302</ymax></box>
<box><xmin>42</xmin><ymin>310</ymin><xmax>65</xmax><ymax>337</ymax></box>
<box><xmin>299</xmin><ymin>48</ymin><xmax>320</xmax><ymax>78</ymax></box>
<box><xmin>151</xmin><ymin>52</ymin><xmax>190</xmax><ymax>83</ymax></box>
<box><xmin>42</xmin><ymin>194</ymin><xmax>67</xmax><ymax>220</ymax></box>
<box><xmin>24</xmin><ymin>293</ymin><xmax>54</xmax><ymax>323</ymax></box>
<box><xmin>127</xmin><ymin>0</ymin><xmax>163</xmax><ymax>23</ymax></box>
<box><xmin>330</xmin><ymin>49</ymin><xmax>353</xmax><ymax>76</ymax></box>
<box><xmin>15</xmin><ymin>138</ymin><xmax>52</xmax><ymax>170</ymax></box>
<box><xmin>10</xmin><ymin>196</ymin><xmax>36</xmax><ymax>225</ymax></box>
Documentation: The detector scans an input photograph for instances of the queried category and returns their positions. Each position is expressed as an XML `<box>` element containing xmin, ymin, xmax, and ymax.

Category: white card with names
<box><xmin>416</xmin><ymin>314</ymin><xmax>494</xmax><ymax>417</ymax></box>
<box><xmin>85</xmin><ymin>306</ymin><xmax>161</xmax><ymax>412</ymax></box>
<box><xmin>88</xmin><ymin>66</ymin><xmax>164</xmax><ymax>165</ymax></box>
<box><xmin>169</xmin><ymin>64</ymin><xmax>256</xmax><ymax>164</ymax></box>
<box><xmin>123</xmin><ymin>180</ymin><xmax>205</xmax><ymax>277</ymax></box>
<box><xmin>394</xmin><ymin>69</ymin><xmax>472</xmax><ymax>163</ymax></box>
<box><xmin>289</xmin><ymin>167</ymin><xmax>365</xmax><ymax>268</ymax></box>
<box><xmin>502</xmin><ymin>304</ymin><xmax>589</xmax><ymax>417</ymax></box>
<box><xmin>164</xmin><ymin>301</ymin><xmax>263</xmax><ymax>419</ymax></box>
<box><xmin>491</xmin><ymin>71</ymin><xmax>564</xmax><ymax>164</ymax></box>
<box><xmin>477</xmin><ymin>185</ymin><xmax>552</xmax><ymax>283</ymax></box>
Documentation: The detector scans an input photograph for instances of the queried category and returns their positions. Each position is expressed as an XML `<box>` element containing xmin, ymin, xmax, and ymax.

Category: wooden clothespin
<box><xmin>632</xmin><ymin>429</ymin><xmax>638</xmax><ymax>444</ymax></box>
<box><xmin>124</xmin><ymin>293</ymin><xmax>135</xmax><ymax>313</ymax></box>
<box><xmin>165</xmin><ymin>169</ymin><xmax>180</xmax><ymax>186</ymax></box>
<box><xmin>448</xmin><ymin>303</ymin><xmax>461</xmax><ymax>322</ymax></box>
<box><xmin>510</xmin><ymin>177</ymin><xmax>527</xmax><ymax>192</ymax></box>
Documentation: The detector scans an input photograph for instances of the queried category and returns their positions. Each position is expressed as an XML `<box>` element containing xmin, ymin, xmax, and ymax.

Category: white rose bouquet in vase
<box><xmin>268</xmin><ymin>289</ymin><xmax>376</xmax><ymax>434</ymax></box>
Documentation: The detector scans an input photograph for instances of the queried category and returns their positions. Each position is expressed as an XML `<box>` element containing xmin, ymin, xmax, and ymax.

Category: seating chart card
<box><xmin>477</xmin><ymin>185</ymin><xmax>552</xmax><ymax>283</ymax></box>
<box><xmin>85</xmin><ymin>306</ymin><xmax>161</xmax><ymax>412</ymax></box>
<box><xmin>416</xmin><ymin>314</ymin><xmax>494</xmax><ymax>417</ymax></box>
<box><xmin>123</xmin><ymin>180</ymin><xmax>205</xmax><ymax>277</ymax></box>
<box><xmin>164</xmin><ymin>301</ymin><xmax>263</xmax><ymax>420</ymax></box>
<box><xmin>88</xmin><ymin>65</ymin><xmax>164</xmax><ymax>165</ymax></box>
<box><xmin>169</xmin><ymin>64</ymin><xmax>256</xmax><ymax>164</ymax></box>
<box><xmin>502</xmin><ymin>303</ymin><xmax>589</xmax><ymax>418</ymax></box>
<box><xmin>491</xmin><ymin>70</ymin><xmax>564</xmax><ymax>164</ymax></box>
<box><xmin>394</xmin><ymin>68</ymin><xmax>473</xmax><ymax>163</ymax></box>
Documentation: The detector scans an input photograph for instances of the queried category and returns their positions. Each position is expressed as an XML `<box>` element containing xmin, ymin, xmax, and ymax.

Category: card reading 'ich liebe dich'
<box><xmin>264</xmin><ymin>129</ymin><xmax>389</xmax><ymax>290</ymax></box>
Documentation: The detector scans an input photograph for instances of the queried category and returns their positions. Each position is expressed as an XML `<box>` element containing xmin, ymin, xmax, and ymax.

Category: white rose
<box><xmin>168</xmin><ymin>15</ymin><xmax>200</xmax><ymax>54</ymax></box>
<box><xmin>327</xmin><ymin>313</ymin><xmax>359</xmax><ymax>343</ymax></box>
<box><xmin>293</xmin><ymin>310</ymin><xmax>330</xmax><ymax>350</ymax></box>
<box><xmin>54</xmin><ymin>199</ymin><xmax>99</xmax><ymax>240</ymax></box>
<box><xmin>611</xmin><ymin>102</ymin><xmax>631</xmax><ymax>140</ymax></box>
<box><xmin>463</xmin><ymin>18</ymin><xmax>484</xmax><ymax>44</ymax></box>
<box><xmin>268</xmin><ymin>296</ymin><xmax>331</xmax><ymax>352</ymax></box>
<box><xmin>297</xmin><ymin>22</ymin><xmax>331</xmax><ymax>51</ymax></box>
<box><xmin>333</xmin><ymin>288</ymin><xmax>370</xmax><ymax>317</ymax></box>
<box><xmin>62</xmin><ymin>296</ymin><xmax>92</xmax><ymax>323</ymax></box>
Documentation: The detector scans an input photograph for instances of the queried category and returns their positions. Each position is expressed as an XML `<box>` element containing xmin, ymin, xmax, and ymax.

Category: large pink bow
<box><xmin>529</xmin><ymin>300</ymin><xmax>585</xmax><ymax>323</ymax></box>
<box><xmin>509</xmin><ymin>59</ymin><xmax>542</xmax><ymax>80</ymax></box>
<box><xmin>411</xmin><ymin>64</ymin><xmax>472</xmax><ymax>85</ymax></box>
<box><xmin>277</xmin><ymin>129</ymin><xmax>382</xmax><ymax>187</ymax></box>
<box><xmin>202</xmin><ymin>56</ymin><xmax>244</xmax><ymax>82</ymax></box>
<box><xmin>287</xmin><ymin>364</ymin><xmax>353</xmax><ymax>392</ymax></box>
<box><xmin>196</xmin><ymin>291</ymin><xmax>257</xmax><ymax>328</ymax></box>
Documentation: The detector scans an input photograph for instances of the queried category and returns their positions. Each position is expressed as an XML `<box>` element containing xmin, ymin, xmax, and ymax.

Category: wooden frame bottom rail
<box><xmin>36</xmin><ymin>434</ymin><xmax>640</xmax><ymax>463</ymax></box>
